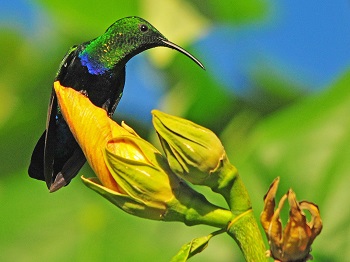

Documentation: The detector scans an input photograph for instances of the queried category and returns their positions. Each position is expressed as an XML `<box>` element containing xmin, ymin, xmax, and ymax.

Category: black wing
<box><xmin>28</xmin><ymin>87</ymin><xmax>57</xmax><ymax>187</ymax></box>
<box><xmin>28</xmin><ymin>131</ymin><xmax>46</xmax><ymax>181</ymax></box>
<box><xmin>28</xmin><ymin>46</ymin><xmax>86</xmax><ymax>191</ymax></box>
<box><xmin>43</xmin><ymin>89</ymin><xmax>58</xmax><ymax>187</ymax></box>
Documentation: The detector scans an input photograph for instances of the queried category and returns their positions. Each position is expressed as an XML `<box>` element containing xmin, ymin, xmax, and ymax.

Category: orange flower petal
<box><xmin>54</xmin><ymin>81</ymin><xmax>131</xmax><ymax>192</ymax></box>
<box><xmin>281</xmin><ymin>190</ymin><xmax>311</xmax><ymax>261</ymax></box>
<box><xmin>269</xmin><ymin>192</ymin><xmax>286</xmax><ymax>256</ymax></box>
<box><xmin>299</xmin><ymin>201</ymin><xmax>323</xmax><ymax>243</ymax></box>
<box><xmin>261</xmin><ymin>177</ymin><xmax>280</xmax><ymax>236</ymax></box>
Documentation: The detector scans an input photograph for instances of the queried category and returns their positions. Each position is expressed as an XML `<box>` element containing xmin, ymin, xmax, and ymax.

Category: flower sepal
<box><xmin>81</xmin><ymin>176</ymin><xmax>166</xmax><ymax>220</ymax></box>
<box><xmin>103</xmin><ymin>135</ymin><xmax>175</xmax><ymax>212</ymax></box>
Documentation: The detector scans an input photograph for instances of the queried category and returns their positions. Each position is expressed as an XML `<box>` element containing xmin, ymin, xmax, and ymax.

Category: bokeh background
<box><xmin>1</xmin><ymin>0</ymin><xmax>349</xmax><ymax>261</ymax></box>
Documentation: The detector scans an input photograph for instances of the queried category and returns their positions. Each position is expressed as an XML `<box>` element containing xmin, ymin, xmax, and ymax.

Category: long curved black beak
<box><xmin>160</xmin><ymin>39</ymin><xmax>205</xmax><ymax>70</ymax></box>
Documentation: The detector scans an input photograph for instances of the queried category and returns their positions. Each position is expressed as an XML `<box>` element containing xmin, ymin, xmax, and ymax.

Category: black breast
<box><xmin>55</xmin><ymin>47</ymin><xmax>126</xmax><ymax>112</ymax></box>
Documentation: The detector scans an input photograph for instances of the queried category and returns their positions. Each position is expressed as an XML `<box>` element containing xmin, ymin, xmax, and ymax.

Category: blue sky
<box><xmin>197</xmin><ymin>1</ymin><xmax>350</xmax><ymax>93</ymax></box>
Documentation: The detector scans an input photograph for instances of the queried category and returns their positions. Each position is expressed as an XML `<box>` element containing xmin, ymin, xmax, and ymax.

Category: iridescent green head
<box><xmin>79</xmin><ymin>16</ymin><xmax>204</xmax><ymax>75</ymax></box>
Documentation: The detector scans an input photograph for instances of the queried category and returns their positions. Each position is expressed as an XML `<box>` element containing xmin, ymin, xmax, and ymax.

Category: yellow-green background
<box><xmin>0</xmin><ymin>0</ymin><xmax>349</xmax><ymax>261</ymax></box>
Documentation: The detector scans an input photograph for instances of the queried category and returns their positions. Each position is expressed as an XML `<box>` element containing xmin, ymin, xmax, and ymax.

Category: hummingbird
<box><xmin>28</xmin><ymin>16</ymin><xmax>204</xmax><ymax>192</ymax></box>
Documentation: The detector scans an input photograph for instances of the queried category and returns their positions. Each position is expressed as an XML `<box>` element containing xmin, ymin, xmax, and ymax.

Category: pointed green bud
<box><xmin>152</xmin><ymin>110</ymin><xmax>226</xmax><ymax>186</ymax></box>
<box><xmin>151</xmin><ymin>110</ymin><xmax>252</xmax><ymax>213</ymax></box>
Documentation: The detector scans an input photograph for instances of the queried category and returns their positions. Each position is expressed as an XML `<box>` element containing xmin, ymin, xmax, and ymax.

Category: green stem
<box><xmin>210</xmin><ymin>159</ymin><xmax>251</xmax><ymax>211</ymax></box>
<box><xmin>226</xmin><ymin>209</ymin><xmax>267</xmax><ymax>262</ymax></box>
<box><xmin>166</xmin><ymin>183</ymin><xmax>235</xmax><ymax>228</ymax></box>
<box><xmin>208</xmin><ymin>159</ymin><xmax>267</xmax><ymax>261</ymax></box>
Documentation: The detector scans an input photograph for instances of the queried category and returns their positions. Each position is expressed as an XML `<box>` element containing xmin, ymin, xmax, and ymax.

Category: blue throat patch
<box><xmin>79</xmin><ymin>51</ymin><xmax>108</xmax><ymax>75</ymax></box>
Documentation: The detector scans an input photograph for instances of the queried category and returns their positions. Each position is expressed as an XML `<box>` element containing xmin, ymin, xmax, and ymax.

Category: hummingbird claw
<box><xmin>49</xmin><ymin>173</ymin><xmax>67</xmax><ymax>192</ymax></box>
<box><xmin>79</xmin><ymin>89</ymin><xmax>89</xmax><ymax>97</ymax></box>
<box><xmin>102</xmin><ymin>99</ymin><xmax>111</xmax><ymax>112</ymax></box>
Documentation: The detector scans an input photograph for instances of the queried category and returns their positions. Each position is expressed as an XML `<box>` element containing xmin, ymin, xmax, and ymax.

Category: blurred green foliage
<box><xmin>0</xmin><ymin>0</ymin><xmax>348</xmax><ymax>261</ymax></box>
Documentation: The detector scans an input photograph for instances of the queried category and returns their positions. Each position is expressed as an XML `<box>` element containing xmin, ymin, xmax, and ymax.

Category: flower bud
<box><xmin>152</xmin><ymin>110</ymin><xmax>226</xmax><ymax>185</ymax></box>
<box><xmin>260</xmin><ymin>177</ymin><xmax>322</xmax><ymax>262</ymax></box>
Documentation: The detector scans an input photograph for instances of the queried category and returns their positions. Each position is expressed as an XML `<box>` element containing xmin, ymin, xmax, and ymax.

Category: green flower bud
<box><xmin>151</xmin><ymin>110</ymin><xmax>252</xmax><ymax>213</ymax></box>
<box><xmin>152</xmin><ymin>110</ymin><xmax>226</xmax><ymax>185</ymax></box>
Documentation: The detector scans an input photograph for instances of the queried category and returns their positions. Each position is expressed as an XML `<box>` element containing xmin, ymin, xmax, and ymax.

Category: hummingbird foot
<box><xmin>79</xmin><ymin>89</ymin><xmax>89</xmax><ymax>97</ymax></box>
<box><xmin>102</xmin><ymin>99</ymin><xmax>111</xmax><ymax>112</ymax></box>
<box><xmin>49</xmin><ymin>173</ymin><xmax>67</xmax><ymax>193</ymax></box>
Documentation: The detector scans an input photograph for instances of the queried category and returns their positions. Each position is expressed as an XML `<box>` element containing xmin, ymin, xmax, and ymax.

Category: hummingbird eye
<box><xmin>139</xmin><ymin>24</ymin><xmax>148</xmax><ymax>32</ymax></box>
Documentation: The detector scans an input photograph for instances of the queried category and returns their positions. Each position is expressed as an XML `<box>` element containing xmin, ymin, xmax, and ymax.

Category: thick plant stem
<box><xmin>165</xmin><ymin>183</ymin><xmax>235</xmax><ymax>228</ymax></box>
<box><xmin>227</xmin><ymin>210</ymin><xmax>267</xmax><ymax>262</ymax></box>
<box><xmin>210</xmin><ymin>160</ymin><xmax>251</xmax><ymax>211</ymax></box>
<box><xmin>208</xmin><ymin>159</ymin><xmax>267</xmax><ymax>261</ymax></box>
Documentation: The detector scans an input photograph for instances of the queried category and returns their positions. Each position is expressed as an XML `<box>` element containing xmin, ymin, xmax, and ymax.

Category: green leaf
<box><xmin>170</xmin><ymin>230</ymin><xmax>224</xmax><ymax>262</ymax></box>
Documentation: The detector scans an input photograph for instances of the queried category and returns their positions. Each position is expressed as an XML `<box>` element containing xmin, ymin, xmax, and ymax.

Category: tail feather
<box><xmin>28</xmin><ymin>131</ymin><xmax>46</xmax><ymax>181</ymax></box>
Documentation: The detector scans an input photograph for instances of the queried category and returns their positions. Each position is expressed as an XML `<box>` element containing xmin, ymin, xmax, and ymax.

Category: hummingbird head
<box><xmin>79</xmin><ymin>16</ymin><xmax>204</xmax><ymax>75</ymax></box>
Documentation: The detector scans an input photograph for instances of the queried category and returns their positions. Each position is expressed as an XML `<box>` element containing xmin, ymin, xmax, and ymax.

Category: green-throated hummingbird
<box><xmin>28</xmin><ymin>16</ymin><xmax>204</xmax><ymax>192</ymax></box>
